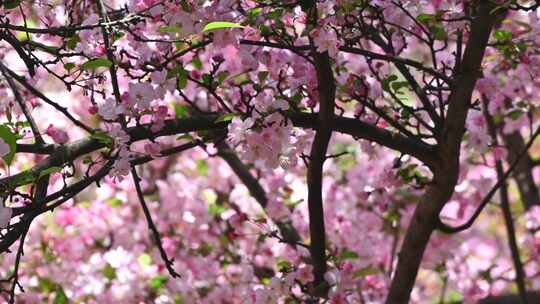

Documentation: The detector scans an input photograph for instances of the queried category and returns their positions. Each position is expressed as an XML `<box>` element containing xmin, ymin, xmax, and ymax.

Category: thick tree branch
<box><xmin>3</xmin><ymin>140</ymin><xmax>206</xmax><ymax>253</ymax></box>
<box><xmin>302</xmin><ymin>4</ymin><xmax>336</xmax><ymax>291</ymax></box>
<box><xmin>288</xmin><ymin>112</ymin><xmax>437</xmax><ymax>167</ymax></box>
<box><xmin>386</xmin><ymin>3</ymin><xmax>501</xmax><ymax>303</ymax></box>
<box><xmin>0</xmin><ymin>116</ymin><xmax>228</xmax><ymax>190</ymax></box>
<box><xmin>2</xmin><ymin>112</ymin><xmax>435</xmax><ymax>191</ymax></box>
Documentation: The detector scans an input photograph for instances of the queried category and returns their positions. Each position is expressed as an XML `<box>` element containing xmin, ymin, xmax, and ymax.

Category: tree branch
<box><xmin>0</xmin><ymin>116</ymin><xmax>228</xmax><ymax>190</ymax></box>
<box><xmin>2</xmin><ymin>66</ymin><xmax>94</xmax><ymax>133</ymax></box>
<box><xmin>303</xmin><ymin>3</ymin><xmax>336</xmax><ymax>292</ymax></box>
<box><xmin>502</xmin><ymin>131</ymin><xmax>540</xmax><ymax>210</ymax></box>
<box><xmin>477</xmin><ymin>291</ymin><xmax>540</xmax><ymax>304</ymax></box>
<box><xmin>0</xmin><ymin>62</ymin><xmax>44</xmax><ymax>145</ymax></box>
<box><xmin>484</xmin><ymin>101</ymin><xmax>528</xmax><ymax>304</ymax></box>
<box><xmin>287</xmin><ymin>112</ymin><xmax>437</xmax><ymax>168</ymax></box>
<box><xmin>386</xmin><ymin>3</ymin><xmax>502</xmax><ymax>303</ymax></box>
<box><xmin>216</xmin><ymin>142</ymin><xmax>301</xmax><ymax>245</ymax></box>
<box><xmin>437</xmin><ymin>123</ymin><xmax>540</xmax><ymax>234</ymax></box>
<box><xmin>131</xmin><ymin>166</ymin><xmax>181</xmax><ymax>278</ymax></box>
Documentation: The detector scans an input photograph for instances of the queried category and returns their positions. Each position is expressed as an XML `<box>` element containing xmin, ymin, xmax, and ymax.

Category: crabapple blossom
<box><xmin>45</xmin><ymin>124</ymin><xmax>69</xmax><ymax>144</ymax></box>
<box><xmin>0</xmin><ymin>1</ymin><xmax>540</xmax><ymax>304</ymax></box>
<box><xmin>0</xmin><ymin>138</ymin><xmax>10</xmax><ymax>157</ymax></box>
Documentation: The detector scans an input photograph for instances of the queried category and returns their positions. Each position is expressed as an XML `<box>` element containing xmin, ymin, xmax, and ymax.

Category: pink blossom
<box><xmin>46</xmin><ymin>125</ymin><xmax>69</xmax><ymax>144</ymax></box>
<box><xmin>296</xmin><ymin>264</ymin><xmax>314</xmax><ymax>284</ymax></box>
<box><xmin>128</xmin><ymin>82</ymin><xmax>155</xmax><ymax>110</ymax></box>
<box><xmin>492</xmin><ymin>146</ymin><xmax>507</xmax><ymax>161</ymax></box>
<box><xmin>98</xmin><ymin>98</ymin><xmax>125</xmax><ymax>121</ymax></box>
<box><xmin>144</xmin><ymin>142</ymin><xmax>161</xmax><ymax>158</ymax></box>
<box><xmin>0</xmin><ymin>138</ymin><xmax>10</xmax><ymax>157</ymax></box>
<box><xmin>312</xmin><ymin>27</ymin><xmax>340</xmax><ymax>58</ymax></box>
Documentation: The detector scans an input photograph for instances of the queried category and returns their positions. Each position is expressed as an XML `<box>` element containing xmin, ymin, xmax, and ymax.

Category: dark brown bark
<box><xmin>306</xmin><ymin>49</ymin><xmax>336</xmax><ymax>288</ymax></box>
<box><xmin>484</xmin><ymin>103</ymin><xmax>528</xmax><ymax>304</ymax></box>
<box><xmin>217</xmin><ymin>142</ymin><xmax>301</xmax><ymax>245</ymax></box>
<box><xmin>477</xmin><ymin>291</ymin><xmax>540</xmax><ymax>304</ymax></box>
<box><xmin>503</xmin><ymin>131</ymin><xmax>540</xmax><ymax>210</ymax></box>
<box><xmin>386</xmin><ymin>2</ymin><xmax>501</xmax><ymax>302</ymax></box>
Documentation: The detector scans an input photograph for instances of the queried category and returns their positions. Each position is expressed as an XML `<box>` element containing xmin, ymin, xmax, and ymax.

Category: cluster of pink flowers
<box><xmin>1</xmin><ymin>0</ymin><xmax>540</xmax><ymax>303</ymax></box>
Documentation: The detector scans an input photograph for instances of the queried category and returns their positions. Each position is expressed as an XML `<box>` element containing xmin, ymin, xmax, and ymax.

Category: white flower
<box><xmin>98</xmin><ymin>98</ymin><xmax>125</xmax><ymax>121</ymax></box>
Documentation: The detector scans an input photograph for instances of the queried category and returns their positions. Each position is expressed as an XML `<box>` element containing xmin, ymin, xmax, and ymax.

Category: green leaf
<box><xmin>507</xmin><ymin>109</ymin><xmax>523</xmax><ymax>120</ymax></box>
<box><xmin>81</xmin><ymin>58</ymin><xmax>113</xmax><ymax>70</ymax></box>
<box><xmin>445</xmin><ymin>291</ymin><xmax>463</xmax><ymax>302</ymax></box>
<box><xmin>208</xmin><ymin>203</ymin><xmax>227</xmax><ymax>216</ymax></box>
<box><xmin>38</xmin><ymin>166</ymin><xmax>62</xmax><ymax>179</ymax></box>
<box><xmin>429</xmin><ymin>25</ymin><xmax>447</xmax><ymax>41</ymax></box>
<box><xmin>190</xmin><ymin>58</ymin><xmax>203</xmax><ymax>70</ymax></box>
<box><xmin>0</xmin><ymin>125</ymin><xmax>17</xmax><ymax>166</ymax></box>
<box><xmin>277</xmin><ymin>259</ymin><xmax>292</xmax><ymax>272</ymax></box>
<box><xmin>3</xmin><ymin>0</ymin><xmax>21</xmax><ymax>9</ymax></box>
<box><xmin>494</xmin><ymin>29</ymin><xmax>513</xmax><ymax>42</ymax></box>
<box><xmin>381</xmin><ymin>75</ymin><xmax>398</xmax><ymax>92</ymax></box>
<box><xmin>217</xmin><ymin>71</ymin><xmax>230</xmax><ymax>83</ymax></box>
<box><xmin>138</xmin><ymin>253</ymin><xmax>152</xmax><ymax>267</ymax></box>
<box><xmin>196</xmin><ymin>159</ymin><xmax>209</xmax><ymax>176</ymax></box>
<box><xmin>91</xmin><ymin>132</ymin><xmax>114</xmax><ymax>147</ymax></box>
<box><xmin>107</xmin><ymin>198</ymin><xmax>123</xmax><ymax>207</ymax></box>
<box><xmin>248</xmin><ymin>7</ymin><xmax>263</xmax><ymax>16</ymax></box>
<box><xmin>66</xmin><ymin>35</ymin><xmax>80</xmax><ymax>50</ymax></box>
<box><xmin>416</xmin><ymin>13</ymin><xmax>436</xmax><ymax>24</ymax></box>
<box><xmin>159</xmin><ymin>25</ymin><xmax>182</xmax><ymax>33</ymax></box>
<box><xmin>353</xmin><ymin>266</ymin><xmax>379</xmax><ymax>278</ymax></box>
<box><xmin>38</xmin><ymin>277</ymin><xmax>56</xmax><ymax>293</ymax></box>
<box><xmin>171</xmin><ymin>68</ymin><xmax>189</xmax><ymax>89</ymax></box>
<box><xmin>102</xmin><ymin>263</ymin><xmax>117</xmax><ymax>280</ymax></box>
<box><xmin>266</xmin><ymin>9</ymin><xmax>284</xmax><ymax>20</ymax></box>
<box><xmin>174</xmin><ymin>104</ymin><xmax>190</xmax><ymax>118</ymax></box>
<box><xmin>112</xmin><ymin>32</ymin><xmax>124</xmax><ymax>42</ymax></box>
<box><xmin>202</xmin><ymin>73</ymin><xmax>212</xmax><ymax>86</ymax></box>
<box><xmin>202</xmin><ymin>21</ymin><xmax>244</xmax><ymax>32</ymax></box>
<box><xmin>63</xmin><ymin>63</ymin><xmax>75</xmax><ymax>71</ymax></box>
<box><xmin>8</xmin><ymin>171</ymin><xmax>35</xmax><ymax>188</ymax></box>
<box><xmin>53</xmin><ymin>285</ymin><xmax>69</xmax><ymax>304</ymax></box>
<box><xmin>383</xmin><ymin>210</ymin><xmax>401</xmax><ymax>223</ymax></box>
<box><xmin>338</xmin><ymin>250</ymin><xmax>359</xmax><ymax>261</ymax></box>
<box><xmin>149</xmin><ymin>275</ymin><xmax>168</xmax><ymax>289</ymax></box>
<box><xmin>257</xmin><ymin>71</ymin><xmax>269</xmax><ymax>83</ymax></box>
<box><xmin>175</xmin><ymin>295</ymin><xmax>185</xmax><ymax>304</ymax></box>
<box><xmin>198</xmin><ymin>242</ymin><xmax>214</xmax><ymax>256</ymax></box>
<box><xmin>177</xmin><ymin>134</ymin><xmax>194</xmax><ymax>141</ymax></box>
<box><xmin>391</xmin><ymin>81</ymin><xmax>410</xmax><ymax>95</ymax></box>
<box><xmin>214</xmin><ymin>113</ymin><xmax>236</xmax><ymax>123</ymax></box>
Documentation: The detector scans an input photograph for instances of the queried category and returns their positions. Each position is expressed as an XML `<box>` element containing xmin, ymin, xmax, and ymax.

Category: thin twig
<box><xmin>131</xmin><ymin>167</ymin><xmax>181</xmax><ymax>278</ymax></box>
<box><xmin>483</xmin><ymin>100</ymin><xmax>528</xmax><ymax>304</ymax></box>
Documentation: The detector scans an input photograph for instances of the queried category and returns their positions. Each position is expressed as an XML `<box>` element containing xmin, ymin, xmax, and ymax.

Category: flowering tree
<box><xmin>0</xmin><ymin>0</ymin><xmax>540</xmax><ymax>303</ymax></box>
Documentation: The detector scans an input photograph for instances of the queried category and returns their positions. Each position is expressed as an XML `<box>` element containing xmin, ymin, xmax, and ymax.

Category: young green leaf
<box><xmin>81</xmin><ymin>58</ymin><xmax>113</xmax><ymax>70</ymax></box>
<box><xmin>38</xmin><ymin>166</ymin><xmax>63</xmax><ymax>179</ymax></box>
<box><xmin>3</xmin><ymin>0</ymin><xmax>22</xmax><ymax>9</ymax></box>
<box><xmin>0</xmin><ymin>125</ymin><xmax>17</xmax><ymax>166</ymax></box>
<box><xmin>202</xmin><ymin>22</ymin><xmax>244</xmax><ymax>32</ymax></box>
